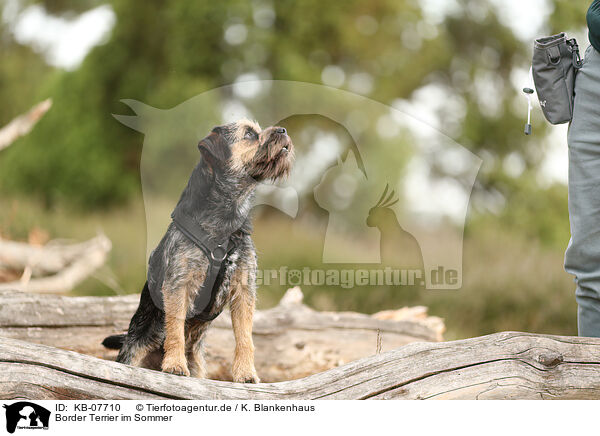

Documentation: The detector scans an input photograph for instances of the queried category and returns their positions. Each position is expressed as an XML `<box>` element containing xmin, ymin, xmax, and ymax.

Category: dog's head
<box><xmin>198</xmin><ymin>119</ymin><xmax>294</xmax><ymax>182</ymax></box>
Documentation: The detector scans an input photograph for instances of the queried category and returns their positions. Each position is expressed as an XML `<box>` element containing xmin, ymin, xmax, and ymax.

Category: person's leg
<box><xmin>565</xmin><ymin>45</ymin><xmax>600</xmax><ymax>337</ymax></box>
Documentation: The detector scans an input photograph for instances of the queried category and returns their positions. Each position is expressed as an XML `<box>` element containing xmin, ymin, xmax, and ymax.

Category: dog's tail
<box><xmin>102</xmin><ymin>281</ymin><xmax>152</xmax><ymax>350</ymax></box>
<box><xmin>102</xmin><ymin>333</ymin><xmax>126</xmax><ymax>350</ymax></box>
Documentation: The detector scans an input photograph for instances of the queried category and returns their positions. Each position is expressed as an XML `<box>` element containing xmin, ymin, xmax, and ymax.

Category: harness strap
<box><xmin>171</xmin><ymin>210</ymin><xmax>237</xmax><ymax>321</ymax></box>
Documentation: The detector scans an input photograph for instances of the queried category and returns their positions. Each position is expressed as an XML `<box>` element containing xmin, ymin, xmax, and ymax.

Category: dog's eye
<box><xmin>244</xmin><ymin>130</ymin><xmax>258</xmax><ymax>140</ymax></box>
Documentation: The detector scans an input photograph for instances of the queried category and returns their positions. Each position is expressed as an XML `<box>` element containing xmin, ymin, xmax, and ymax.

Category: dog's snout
<box><xmin>275</xmin><ymin>127</ymin><xmax>286</xmax><ymax>135</ymax></box>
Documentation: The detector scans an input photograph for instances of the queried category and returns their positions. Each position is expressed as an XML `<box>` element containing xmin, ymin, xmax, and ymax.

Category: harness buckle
<box><xmin>210</xmin><ymin>244</ymin><xmax>227</xmax><ymax>261</ymax></box>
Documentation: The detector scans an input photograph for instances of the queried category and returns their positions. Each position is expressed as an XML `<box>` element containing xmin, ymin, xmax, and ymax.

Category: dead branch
<box><xmin>0</xmin><ymin>287</ymin><xmax>443</xmax><ymax>382</ymax></box>
<box><xmin>0</xmin><ymin>99</ymin><xmax>52</xmax><ymax>151</ymax></box>
<box><xmin>0</xmin><ymin>234</ymin><xmax>112</xmax><ymax>293</ymax></box>
<box><xmin>1</xmin><ymin>332</ymin><xmax>599</xmax><ymax>400</ymax></box>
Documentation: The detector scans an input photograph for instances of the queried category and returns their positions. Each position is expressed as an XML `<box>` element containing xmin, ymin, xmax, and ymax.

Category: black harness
<box><xmin>147</xmin><ymin>209</ymin><xmax>241</xmax><ymax>322</ymax></box>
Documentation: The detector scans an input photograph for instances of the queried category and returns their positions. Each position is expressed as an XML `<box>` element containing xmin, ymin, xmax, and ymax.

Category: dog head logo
<box><xmin>3</xmin><ymin>402</ymin><xmax>50</xmax><ymax>433</ymax></box>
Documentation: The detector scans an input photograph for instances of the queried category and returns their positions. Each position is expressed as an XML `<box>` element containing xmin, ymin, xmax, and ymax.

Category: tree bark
<box><xmin>1</xmin><ymin>332</ymin><xmax>599</xmax><ymax>400</ymax></box>
<box><xmin>0</xmin><ymin>287</ymin><xmax>443</xmax><ymax>382</ymax></box>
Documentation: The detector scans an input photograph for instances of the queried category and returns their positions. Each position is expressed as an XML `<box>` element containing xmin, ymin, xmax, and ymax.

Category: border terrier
<box><xmin>102</xmin><ymin>119</ymin><xmax>294</xmax><ymax>382</ymax></box>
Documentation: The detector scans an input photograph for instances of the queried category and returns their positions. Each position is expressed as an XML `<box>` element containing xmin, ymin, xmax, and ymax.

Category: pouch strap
<box><xmin>567</xmin><ymin>38</ymin><xmax>583</xmax><ymax>69</ymax></box>
<box><xmin>547</xmin><ymin>45</ymin><xmax>561</xmax><ymax>64</ymax></box>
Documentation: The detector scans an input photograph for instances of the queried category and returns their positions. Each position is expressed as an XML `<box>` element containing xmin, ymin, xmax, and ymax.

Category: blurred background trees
<box><xmin>0</xmin><ymin>0</ymin><xmax>591</xmax><ymax>338</ymax></box>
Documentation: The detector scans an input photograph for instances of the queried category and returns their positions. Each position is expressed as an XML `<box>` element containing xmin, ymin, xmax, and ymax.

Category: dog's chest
<box><xmin>185</xmin><ymin>248</ymin><xmax>242</xmax><ymax>319</ymax></box>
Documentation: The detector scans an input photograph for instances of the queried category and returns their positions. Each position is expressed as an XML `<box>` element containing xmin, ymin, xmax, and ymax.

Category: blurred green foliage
<box><xmin>0</xmin><ymin>0</ymin><xmax>565</xmax><ymax>209</ymax></box>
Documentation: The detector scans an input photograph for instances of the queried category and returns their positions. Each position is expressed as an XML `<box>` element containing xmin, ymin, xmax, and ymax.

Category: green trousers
<box><xmin>566</xmin><ymin>45</ymin><xmax>600</xmax><ymax>337</ymax></box>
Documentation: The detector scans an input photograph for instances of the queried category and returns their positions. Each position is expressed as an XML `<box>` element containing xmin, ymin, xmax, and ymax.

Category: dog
<box><xmin>102</xmin><ymin>119</ymin><xmax>294</xmax><ymax>382</ymax></box>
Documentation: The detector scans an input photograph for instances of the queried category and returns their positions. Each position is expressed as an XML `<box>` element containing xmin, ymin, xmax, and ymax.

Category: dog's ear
<box><xmin>198</xmin><ymin>129</ymin><xmax>229</xmax><ymax>173</ymax></box>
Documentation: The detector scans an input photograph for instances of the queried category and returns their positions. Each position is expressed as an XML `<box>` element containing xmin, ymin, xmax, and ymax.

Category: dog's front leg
<box><xmin>230</xmin><ymin>266</ymin><xmax>260</xmax><ymax>383</ymax></box>
<box><xmin>161</xmin><ymin>288</ymin><xmax>190</xmax><ymax>376</ymax></box>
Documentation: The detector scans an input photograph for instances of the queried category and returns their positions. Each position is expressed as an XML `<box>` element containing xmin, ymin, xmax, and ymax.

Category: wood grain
<box><xmin>0</xmin><ymin>287</ymin><xmax>443</xmax><ymax>382</ymax></box>
<box><xmin>1</xmin><ymin>332</ymin><xmax>599</xmax><ymax>400</ymax></box>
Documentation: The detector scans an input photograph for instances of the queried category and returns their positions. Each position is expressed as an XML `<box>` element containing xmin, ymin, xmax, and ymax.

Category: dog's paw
<box><xmin>162</xmin><ymin>362</ymin><xmax>190</xmax><ymax>377</ymax></box>
<box><xmin>232</xmin><ymin>367</ymin><xmax>260</xmax><ymax>384</ymax></box>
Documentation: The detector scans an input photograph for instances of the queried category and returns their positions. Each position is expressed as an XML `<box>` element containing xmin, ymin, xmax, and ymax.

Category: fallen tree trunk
<box><xmin>0</xmin><ymin>235</ymin><xmax>112</xmax><ymax>293</ymax></box>
<box><xmin>1</xmin><ymin>332</ymin><xmax>599</xmax><ymax>399</ymax></box>
<box><xmin>0</xmin><ymin>287</ymin><xmax>444</xmax><ymax>382</ymax></box>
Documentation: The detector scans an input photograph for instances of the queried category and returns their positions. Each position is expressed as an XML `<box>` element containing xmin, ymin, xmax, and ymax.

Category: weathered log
<box><xmin>0</xmin><ymin>235</ymin><xmax>112</xmax><ymax>293</ymax></box>
<box><xmin>0</xmin><ymin>287</ymin><xmax>444</xmax><ymax>382</ymax></box>
<box><xmin>0</xmin><ymin>99</ymin><xmax>52</xmax><ymax>151</ymax></box>
<box><xmin>1</xmin><ymin>332</ymin><xmax>599</xmax><ymax>399</ymax></box>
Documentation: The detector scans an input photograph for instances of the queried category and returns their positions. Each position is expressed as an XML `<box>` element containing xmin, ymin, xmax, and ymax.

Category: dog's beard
<box><xmin>247</xmin><ymin>135</ymin><xmax>294</xmax><ymax>182</ymax></box>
